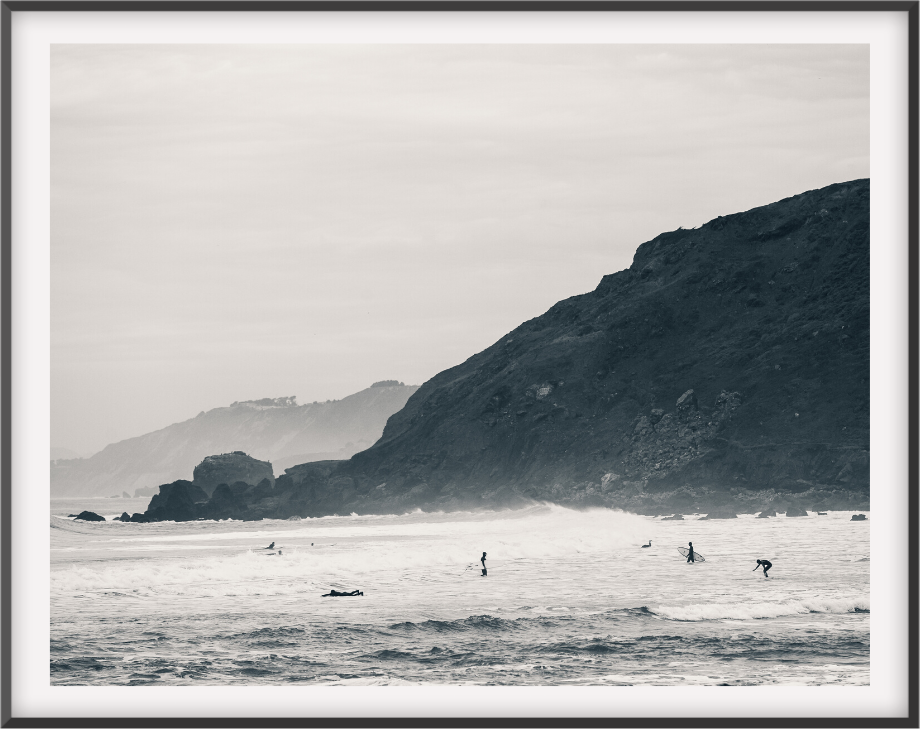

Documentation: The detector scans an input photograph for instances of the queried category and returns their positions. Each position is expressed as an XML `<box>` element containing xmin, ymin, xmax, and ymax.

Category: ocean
<box><xmin>50</xmin><ymin>500</ymin><xmax>869</xmax><ymax>686</ymax></box>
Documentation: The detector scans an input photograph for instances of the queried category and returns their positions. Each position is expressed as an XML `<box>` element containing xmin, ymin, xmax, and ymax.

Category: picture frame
<box><xmin>2</xmin><ymin>2</ymin><xmax>917</xmax><ymax>726</ymax></box>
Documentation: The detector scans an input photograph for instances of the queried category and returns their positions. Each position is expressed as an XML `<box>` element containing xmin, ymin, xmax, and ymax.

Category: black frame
<box><xmin>2</xmin><ymin>3</ymin><xmax>917</xmax><ymax>727</ymax></box>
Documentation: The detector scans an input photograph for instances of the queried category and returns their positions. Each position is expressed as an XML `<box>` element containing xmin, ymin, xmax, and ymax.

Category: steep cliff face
<box><xmin>50</xmin><ymin>383</ymin><xmax>418</xmax><ymax>497</ymax></box>
<box><xmin>328</xmin><ymin>179</ymin><xmax>870</xmax><ymax>514</ymax></box>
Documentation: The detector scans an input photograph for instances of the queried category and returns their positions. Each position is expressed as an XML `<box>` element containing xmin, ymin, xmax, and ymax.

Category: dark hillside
<box><xmin>329</xmin><ymin>179</ymin><xmax>869</xmax><ymax>515</ymax></box>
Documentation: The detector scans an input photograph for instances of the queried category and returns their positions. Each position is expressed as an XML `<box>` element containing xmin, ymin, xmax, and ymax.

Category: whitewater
<box><xmin>50</xmin><ymin>501</ymin><xmax>869</xmax><ymax>686</ymax></box>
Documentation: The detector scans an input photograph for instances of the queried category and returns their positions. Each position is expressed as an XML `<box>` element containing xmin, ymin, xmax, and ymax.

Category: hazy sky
<box><xmin>51</xmin><ymin>44</ymin><xmax>869</xmax><ymax>456</ymax></box>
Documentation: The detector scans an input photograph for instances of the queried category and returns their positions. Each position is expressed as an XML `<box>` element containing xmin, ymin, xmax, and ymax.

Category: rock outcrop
<box><xmin>785</xmin><ymin>506</ymin><xmax>809</xmax><ymax>517</ymax></box>
<box><xmin>851</xmin><ymin>514</ymin><xmax>867</xmax><ymax>521</ymax></box>
<box><xmin>192</xmin><ymin>453</ymin><xmax>274</xmax><ymax>497</ymax></box>
<box><xmin>74</xmin><ymin>511</ymin><xmax>105</xmax><ymax>521</ymax></box>
<box><xmin>757</xmin><ymin>510</ymin><xmax>776</xmax><ymax>518</ymax></box>
<box><xmin>131</xmin><ymin>480</ymin><xmax>210</xmax><ymax>522</ymax></box>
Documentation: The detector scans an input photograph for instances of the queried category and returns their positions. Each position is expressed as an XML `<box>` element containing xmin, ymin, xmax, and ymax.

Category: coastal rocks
<box><xmin>145</xmin><ymin>480</ymin><xmax>210</xmax><ymax>522</ymax></box>
<box><xmin>785</xmin><ymin>505</ymin><xmax>809</xmax><ymax>517</ymax></box>
<box><xmin>192</xmin><ymin>452</ymin><xmax>275</xmax><ymax>497</ymax></box>
<box><xmin>200</xmin><ymin>482</ymin><xmax>252</xmax><ymax>520</ymax></box>
<box><xmin>662</xmin><ymin>514</ymin><xmax>684</xmax><ymax>520</ymax></box>
<box><xmin>851</xmin><ymin>514</ymin><xmax>867</xmax><ymax>521</ymax></box>
<box><xmin>74</xmin><ymin>511</ymin><xmax>105</xmax><ymax>521</ymax></box>
<box><xmin>114</xmin><ymin>512</ymin><xmax>131</xmax><ymax>522</ymax></box>
<box><xmin>757</xmin><ymin>510</ymin><xmax>777</xmax><ymax>518</ymax></box>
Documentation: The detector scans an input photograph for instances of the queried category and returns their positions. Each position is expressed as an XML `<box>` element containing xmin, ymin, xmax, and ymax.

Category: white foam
<box><xmin>50</xmin><ymin>504</ymin><xmax>649</xmax><ymax>597</ymax></box>
<box><xmin>652</xmin><ymin>596</ymin><xmax>870</xmax><ymax>621</ymax></box>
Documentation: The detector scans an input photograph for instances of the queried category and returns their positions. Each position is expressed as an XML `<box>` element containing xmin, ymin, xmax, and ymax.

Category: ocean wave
<box><xmin>650</xmin><ymin>597</ymin><xmax>869</xmax><ymax>621</ymax></box>
<box><xmin>389</xmin><ymin>615</ymin><xmax>524</xmax><ymax>633</ymax></box>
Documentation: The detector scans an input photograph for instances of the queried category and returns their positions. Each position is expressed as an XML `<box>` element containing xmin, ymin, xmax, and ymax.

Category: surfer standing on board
<box><xmin>481</xmin><ymin>552</ymin><xmax>487</xmax><ymax>577</ymax></box>
<box><xmin>753</xmin><ymin>559</ymin><xmax>772</xmax><ymax>578</ymax></box>
<box><xmin>686</xmin><ymin>542</ymin><xmax>696</xmax><ymax>563</ymax></box>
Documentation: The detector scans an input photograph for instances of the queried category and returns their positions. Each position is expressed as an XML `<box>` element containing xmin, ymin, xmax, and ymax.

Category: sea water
<box><xmin>50</xmin><ymin>501</ymin><xmax>869</xmax><ymax>686</ymax></box>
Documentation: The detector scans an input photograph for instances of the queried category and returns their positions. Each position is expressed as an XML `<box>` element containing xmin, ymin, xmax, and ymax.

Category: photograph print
<box><xmin>50</xmin><ymin>43</ymin><xmax>872</xmax><ymax>692</ymax></box>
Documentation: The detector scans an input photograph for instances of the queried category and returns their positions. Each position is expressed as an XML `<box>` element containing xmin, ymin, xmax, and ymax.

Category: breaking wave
<box><xmin>650</xmin><ymin>597</ymin><xmax>869</xmax><ymax>621</ymax></box>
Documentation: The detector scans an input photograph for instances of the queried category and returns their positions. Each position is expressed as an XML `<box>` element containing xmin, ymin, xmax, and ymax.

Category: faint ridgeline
<box><xmin>51</xmin><ymin>382</ymin><xmax>418</xmax><ymax>498</ymax></box>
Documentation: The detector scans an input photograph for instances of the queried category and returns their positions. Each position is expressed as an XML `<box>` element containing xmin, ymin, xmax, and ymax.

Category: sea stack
<box><xmin>192</xmin><ymin>452</ymin><xmax>275</xmax><ymax>497</ymax></box>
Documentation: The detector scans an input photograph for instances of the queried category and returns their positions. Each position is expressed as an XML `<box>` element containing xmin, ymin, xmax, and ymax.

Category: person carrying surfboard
<box><xmin>753</xmin><ymin>559</ymin><xmax>772</xmax><ymax>578</ymax></box>
<box><xmin>686</xmin><ymin>542</ymin><xmax>696</xmax><ymax>563</ymax></box>
<box><xmin>481</xmin><ymin>552</ymin><xmax>487</xmax><ymax>576</ymax></box>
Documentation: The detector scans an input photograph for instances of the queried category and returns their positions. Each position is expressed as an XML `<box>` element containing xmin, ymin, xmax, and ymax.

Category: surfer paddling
<box><xmin>322</xmin><ymin>589</ymin><xmax>363</xmax><ymax>597</ymax></box>
<box><xmin>686</xmin><ymin>542</ymin><xmax>697</xmax><ymax>563</ymax></box>
<box><xmin>753</xmin><ymin>559</ymin><xmax>772</xmax><ymax>578</ymax></box>
<box><xmin>481</xmin><ymin>552</ymin><xmax>487</xmax><ymax>577</ymax></box>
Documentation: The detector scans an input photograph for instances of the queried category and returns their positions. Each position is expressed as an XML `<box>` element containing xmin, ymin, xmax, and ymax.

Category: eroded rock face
<box><xmin>74</xmin><ymin>511</ymin><xmax>105</xmax><ymax>521</ymax></box>
<box><xmin>785</xmin><ymin>505</ymin><xmax>809</xmax><ymax>517</ymax></box>
<box><xmin>192</xmin><ymin>453</ymin><xmax>274</xmax><ymax>497</ymax></box>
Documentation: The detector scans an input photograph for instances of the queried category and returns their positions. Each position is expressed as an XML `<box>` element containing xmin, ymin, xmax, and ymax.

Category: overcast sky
<box><xmin>51</xmin><ymin>44</ymin><xmax>869</xmax><ymax>456</ymax></box>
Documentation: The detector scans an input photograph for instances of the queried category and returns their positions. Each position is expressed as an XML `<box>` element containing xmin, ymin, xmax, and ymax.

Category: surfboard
<box><xmin>677</xmin><ymin>547</ymin><xmax>706</xmax><ymax>563</ymax></box>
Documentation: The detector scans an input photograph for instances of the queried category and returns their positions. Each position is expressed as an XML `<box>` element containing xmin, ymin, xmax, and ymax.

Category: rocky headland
<box><xmin>51</xmin><ymin>382</ymin><xmax>418</xmax><ymax>498</ymax></box>
<box><xmin>131</xmin><ymin>179</ymin><xmax>869</xmax><ymax>522</ymax></box>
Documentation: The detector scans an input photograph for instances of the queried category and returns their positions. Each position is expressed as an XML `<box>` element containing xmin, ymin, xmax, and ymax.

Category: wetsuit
<box><xmin>759</xmin><ymin>560</ymin><xmax>772</xmax><ymax>577</ymax></box>
<box><xmin>686</xmin><ymin>545</ymin><xmax>696</xmax><ymax>563</ymax></box>
<box><xmin>481</xmin><ymin>553</ymin><xmax>487</xmax><ymax>576</ymax></box>
<box><xmin>323</xmin><ymin>589</ymin><xmax>362</xmax><ymax>597</ymax></box>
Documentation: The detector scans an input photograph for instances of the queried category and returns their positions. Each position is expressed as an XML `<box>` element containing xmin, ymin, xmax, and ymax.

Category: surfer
<box><xmin>686</xmin><ymin>542</ymin><xmax>696</xmax><ymax>563</ymax></box>
<box><xmin>481</xmin><ymin>552</ymin><xmax>487</xmax><ymax>577</ymax></box>
<box><xmin>322</xmin><ymin>589</ymin><xmax>363</xmax><ymax>597</ymax></box>
<box><xmin>642</xmin><ymin>540</ymin><xmax>652</xmax><ymax>548</ymax></box>
<box><xmin>265</xmin><ymin>542</ymin><xmax>275</xmax><ymax>550</ymax></box>
<box><xmin>753</xmin><ymin>559</ymin><xmax>772</xmax><ymax>578</ymax></box>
